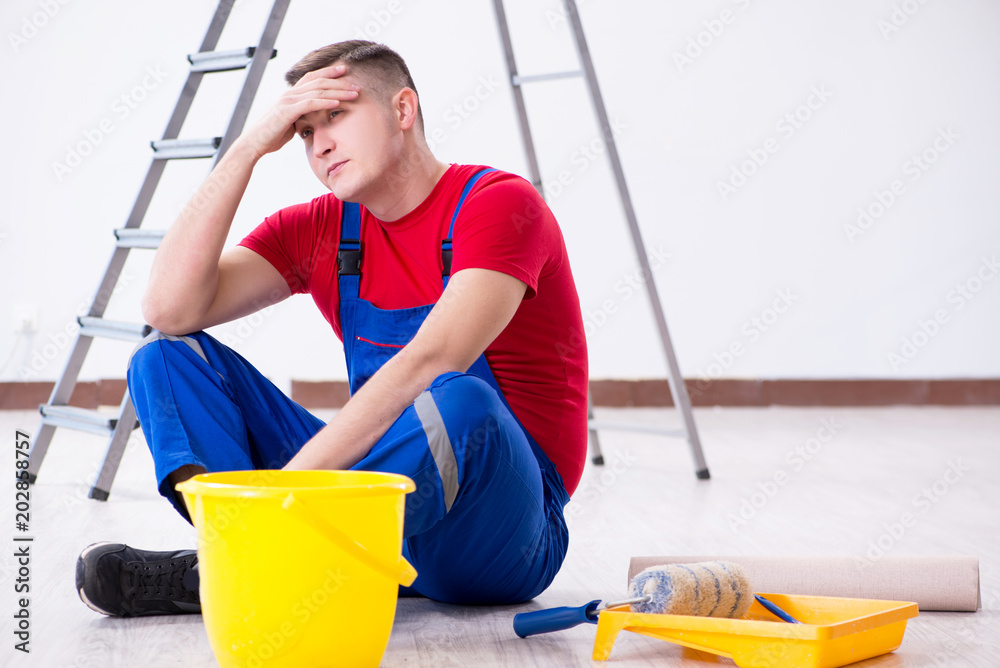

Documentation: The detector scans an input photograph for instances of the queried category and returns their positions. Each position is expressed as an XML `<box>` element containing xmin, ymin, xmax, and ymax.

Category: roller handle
<box><xmin>755</xmin><ymin>595</ymin><xmax>801</xmax><ymax>623</ymax></box>
<box><xmin>513</xmin><ymin>600</ymin><xmax>601</xmax><ymax>638</ymax></box>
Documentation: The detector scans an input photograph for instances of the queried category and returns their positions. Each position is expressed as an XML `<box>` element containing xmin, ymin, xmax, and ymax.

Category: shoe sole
<box><xmin>77</xmin><ymin>541</ymin><xmax>119</xmax><ymax>616</ymax></box>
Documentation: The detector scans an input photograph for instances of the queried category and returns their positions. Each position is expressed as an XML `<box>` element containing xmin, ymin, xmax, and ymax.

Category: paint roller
<box><xmin>514</xmin><ymin>560</ymin><xmax>796</xmax><ymax>638</ymax></box>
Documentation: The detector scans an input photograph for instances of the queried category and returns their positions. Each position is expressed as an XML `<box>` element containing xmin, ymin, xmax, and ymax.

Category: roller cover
<box><xmin>627</xmin><ymin>555</ymin><xmax>980</xmax><ymax>612</ymax></box>
<box><xmin>629</xmin><ymin>561</ymin><xmax>753</xmax><ymax>618</ymax></box>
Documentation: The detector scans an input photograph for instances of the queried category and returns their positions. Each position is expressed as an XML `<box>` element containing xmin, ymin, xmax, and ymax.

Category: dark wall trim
<box><xmin>2</xmin><ymin>379</ymin><xmax>998</xmax><ymax>410</ymax></box>
<box><xmin>0</xmin><ymin>380</ymin><xmax>127</xmax><ymax>410</ymax></box>
<box><xmin>590</xmin><ymin>379</ymin><xmax>1000</xmax><ymax>407</ymax></box>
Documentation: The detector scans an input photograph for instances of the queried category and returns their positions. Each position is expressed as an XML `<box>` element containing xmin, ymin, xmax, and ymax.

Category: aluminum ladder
<box><xmin>490</xmin><ymin>0</ymin><xmax>710</xmax><ymax>478</ymax></box>
<box><xmin>26</xmin><ymin>0</ymin><xmax>292</xmax><ymax>499</ymax></box>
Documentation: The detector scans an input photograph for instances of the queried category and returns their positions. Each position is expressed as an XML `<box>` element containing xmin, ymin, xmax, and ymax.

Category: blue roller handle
<box><xmin>513</xmin><ymin>600</ymin><xmax>602</xmax><ymax>638</ymax></box>
<box><xmin>755</xmin><ymin>595</ymin><xmax>801</xmax><ymax>623</ymax></box>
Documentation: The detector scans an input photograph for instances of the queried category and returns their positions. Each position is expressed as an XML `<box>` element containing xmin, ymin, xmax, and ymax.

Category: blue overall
<box><xmin>127</xmin><ymin>168</ymin><xmax>571</xmax><ymax>604</ymax></box>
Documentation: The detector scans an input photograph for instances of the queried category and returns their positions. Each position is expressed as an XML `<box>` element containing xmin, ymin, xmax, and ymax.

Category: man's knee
<box><xmin>428</xmin><ymin>373</ymin><xmax>504</xmax><ymax>445</ymax></box>
<box><xmin>128</xmin><ymin>329</ymin><xmax>211</xmax><ymax>376</ymax></box>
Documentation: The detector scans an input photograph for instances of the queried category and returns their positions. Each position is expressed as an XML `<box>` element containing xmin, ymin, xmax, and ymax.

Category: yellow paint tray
<box><xmin>593</xmin><ymin>593</ymin><xmax>918</xmax><ymax>667</ymax></box>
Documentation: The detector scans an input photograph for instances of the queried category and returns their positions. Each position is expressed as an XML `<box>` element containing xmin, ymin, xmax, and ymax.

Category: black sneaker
<box><xmin>76</xmin><ymin>541</ymin><xmax>201</xmax><ymax>617</ymax></box>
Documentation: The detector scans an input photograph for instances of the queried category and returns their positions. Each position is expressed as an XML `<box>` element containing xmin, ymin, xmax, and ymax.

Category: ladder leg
<box><xmin>89</xmin><ymin>394</ymin><xmax>138</xmax><ymax>501</ymax></box>
<box><xmin>494</xmin><ymin>0</ymin><xmax>607</xmax><ymax>470</ymax></box>
<box><xmin>28</xmin><ymin>330</ymin><xmax>96</xmax><ymax>481</ymax></box>
<box><xmin>33</xmin><ymin>0</ymin><xmax>291</xmax><ymax>500</ymax></box>
<box><xmin>561</xmin><ymin>0</ymin><xmax>709</xmax><ymax>479</ymax></box>
<box><xmin>26</xmin><ymin>423</ymin><xmax>56</xmax><ymax>484</ymax></box>
<box><xmin>587</xmin><ymin>394</ymin><xmax>605</xmax><ymax>466</ymax></box>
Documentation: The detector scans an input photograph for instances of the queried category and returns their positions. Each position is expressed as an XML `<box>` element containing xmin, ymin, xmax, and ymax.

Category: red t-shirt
<box><xmin>239</xmin><ymin>163</ymin><xmax>588</xmax><ymax>494</ymax></box>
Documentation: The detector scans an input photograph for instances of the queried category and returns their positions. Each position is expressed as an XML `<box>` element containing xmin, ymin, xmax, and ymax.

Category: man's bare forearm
<box><xmin>283</xmin><ymin>269</ymin><xmax>526</xmax><ymax>472</ymax></box>
<box><xmin>141</xmin><ymin>65</ymin><xmax>357</xmax><ymax>334</ymax></box>
<box><xmin>142</xmin><ymin>140</ymin><xmax>261</xmax><ymax>333</ymax></box>
<box><xmin>284</xmin><ymin>344</ymin><xmax>441</xmax><ymax>472</ymax></box>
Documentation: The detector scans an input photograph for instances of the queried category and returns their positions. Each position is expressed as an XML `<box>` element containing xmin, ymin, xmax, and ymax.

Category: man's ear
<box><xmin>393</xmin><ymin>87</ymin><xmax>419</xmax><ymax>131</ymax></box>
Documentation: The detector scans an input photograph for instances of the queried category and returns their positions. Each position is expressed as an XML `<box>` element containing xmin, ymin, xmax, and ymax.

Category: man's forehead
<box><xmin>293</xmin><ymin>84</ymin><xmax>366</xmax><ymax>127</ymax></box>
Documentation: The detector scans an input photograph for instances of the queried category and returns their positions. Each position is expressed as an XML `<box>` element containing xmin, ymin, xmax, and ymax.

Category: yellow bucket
<box><xmin>176</xmin><ymin>470</ymin><xmax>417</xmax><ymax>668</ymax></box>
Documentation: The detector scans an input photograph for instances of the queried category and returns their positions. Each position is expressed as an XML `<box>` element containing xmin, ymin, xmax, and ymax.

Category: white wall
<box><xmin>2</xmin><ymin>0</ymin><xmax>998</xmax><ymax>393</ymax></box>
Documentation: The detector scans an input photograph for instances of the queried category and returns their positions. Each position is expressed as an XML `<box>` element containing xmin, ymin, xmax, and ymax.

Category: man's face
<box><xmin>293</xmin><ymin>71</ymin><xmax>401</xmax><ymax>203</ymax></box>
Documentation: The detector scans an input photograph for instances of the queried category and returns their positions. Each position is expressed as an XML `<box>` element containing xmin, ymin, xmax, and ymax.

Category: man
<box><xmin>76</xmin><ymin>40</ymin><xmax>588</xmax><ymax>617</ymax></box>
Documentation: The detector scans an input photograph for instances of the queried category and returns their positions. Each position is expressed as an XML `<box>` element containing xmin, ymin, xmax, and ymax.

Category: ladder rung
<box><xmin>512</xmin><ymin>70</ymin><xmax>582</xmax><ymax>86</ymax></box>
<box><xmin>151</xmin><ymin>137</ymin><xmax>222</xmax><ymax>160</ymax></box>
<box><xmin>588</xmin><ymin>420</ymin><xmax>686</xmax><ymax>439</ymax></box>
<box><xmin>78</xmin><ymin>317</ymin><xmax>152</xmax><ymax>342</ymax></box>
<box><xmin>39</xmin><ymin>405</ymin><xmax>117</xmax><ymax>436</ymax></box>
<box><xmin>114</xmin><ymin>229</ymin><xmax>165</xmax><ymax>249</ymax></box>
<box><xmin>188</xmin><ymin>46</ymin><xmax>277</xmax><ymax>73</ymax></box>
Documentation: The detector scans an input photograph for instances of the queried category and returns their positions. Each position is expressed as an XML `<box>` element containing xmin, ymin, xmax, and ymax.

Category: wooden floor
<box><xmin>3</xmin><ymin>405</ymin><xmax>997</xmax><ymax>667</ymax></box>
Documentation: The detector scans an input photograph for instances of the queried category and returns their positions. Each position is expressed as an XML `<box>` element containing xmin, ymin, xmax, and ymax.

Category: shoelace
<box><xmin>122</xmin><ymin>556</ymin><xmax>199</xmax><ymax>602</ymax></box>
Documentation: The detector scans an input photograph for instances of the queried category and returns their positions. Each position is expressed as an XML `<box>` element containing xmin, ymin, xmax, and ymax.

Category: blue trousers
<box><xmin>127</xmin><ymin>331</ymin><xmax>569</xmax><ymax>604</ymax></box>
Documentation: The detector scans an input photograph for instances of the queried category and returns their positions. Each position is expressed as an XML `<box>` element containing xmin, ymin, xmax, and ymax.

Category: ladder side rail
<box><xmin>85</xmin><ymin>245</ymin><xmax>137</xmax><ymax>318</ymax></box>
<box><xmin>89</xmin><ymin>394</ymin><xmax>140</xmax><ymax>500</ymax></box>
<box><xmin>25</xmin><ymin>423</ymin><xmax>57</xmax><ymax>483</ymax></box>
<box><xmin>162</xmin><ymin>0</ymin><xmax>233</xmax><ymax>138</ymax></box>
<box><xmin>215</xmin><ymin>0</ymin><xmax>292</xmax><ymax>162</ymax></box>
<box><xmin>123</xmin><ymin>1</ymin><xmax>236</xmax><ymax>231</ymax></box>
<box><xmin>82</xmin><ymin>0</ymin><xmax>291</xmax><ymax>498</ymax></box>
<box><xmin>562</xmin><ymin>0</ymin><xmax>709</xmax><ymax>477</ymax></box>
<box><xmin>490</xmin><ymin>0</ymin><xmax>545</xmax><ymax>194</ymax></box>
<box><xmin>29</xmin><ymin>0</ymin><xmax>241</xmax><ymax>482</ymax></box>
<box><xmin>196</xmin><ymin>0</ymin><xmax>238</xmax><ymax>56</ymax></box>
<box><xmin>492</xmin><ymin>0</ymin><xmax>605</xmax><ymax>465</ymax></box>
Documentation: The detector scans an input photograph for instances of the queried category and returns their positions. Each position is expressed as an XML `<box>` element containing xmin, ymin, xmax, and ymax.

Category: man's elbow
<box><xmin>141</xmin><ymin>292</ymin><xmax>197</xmax><ymax>336</ymax></box>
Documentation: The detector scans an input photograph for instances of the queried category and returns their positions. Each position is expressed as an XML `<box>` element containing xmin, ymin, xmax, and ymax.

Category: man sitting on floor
<box><xmin>76</xmin><ymin>40</ymin><xmax>588</xmax><ymax>616</ymax></box>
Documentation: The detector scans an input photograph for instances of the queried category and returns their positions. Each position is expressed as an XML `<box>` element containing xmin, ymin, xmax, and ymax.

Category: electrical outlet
<box><xmin>13</xmin><ymin>306</ymin><xmax>38</xmax><ymax>334</ymax></box>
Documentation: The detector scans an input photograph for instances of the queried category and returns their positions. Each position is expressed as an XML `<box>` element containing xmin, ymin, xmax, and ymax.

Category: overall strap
<box><xmin>442</xmin><ymin>168</ymin><xmax>497</xmax><ymax>288</ymax></box>
<box><xmin>338</xmin><ymin>200</ymin><xmax>362</xmax><ymax>299</ymax></box>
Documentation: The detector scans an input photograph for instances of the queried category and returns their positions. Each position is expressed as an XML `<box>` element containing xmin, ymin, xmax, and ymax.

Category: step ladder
<box><xmin>26</xmin><ymin>0</ymin><xmax>292</xmax><ymax>500</ymax></box>
<box><xmin>490</xmin><ymin>0</ymin><xmax>710</xmax><ymax>479</ymax></box>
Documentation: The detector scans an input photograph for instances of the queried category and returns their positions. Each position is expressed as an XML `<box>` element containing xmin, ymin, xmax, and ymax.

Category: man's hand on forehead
<box><xmin>294</xmin><ymin>64</ymin><xmax>361</xmax><ymax>94</ymax></box>
<box><xmin>240</xmin><ymin>63</ymin><xmax>360</xmax><ymax>159</ymax></box>
<box><xmin>297</xmin><ymin>63</ymin><xmax>351</xmax><ymax>85</ymax></box>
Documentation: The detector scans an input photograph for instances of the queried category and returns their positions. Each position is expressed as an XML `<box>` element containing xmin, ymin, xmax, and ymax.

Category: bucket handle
<box><xmin>281</xmin><ymin>493</ymin><xmax>417</xmax><ymax>587</ymax></box>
